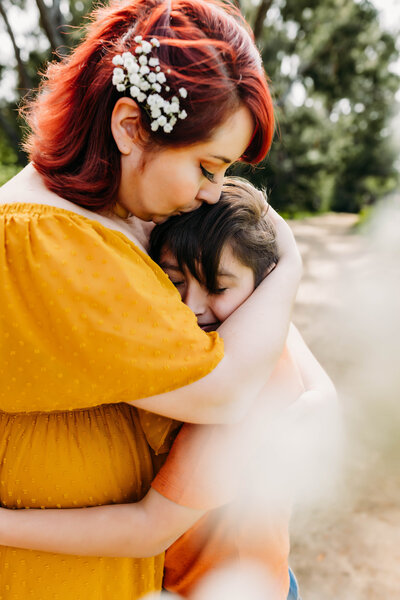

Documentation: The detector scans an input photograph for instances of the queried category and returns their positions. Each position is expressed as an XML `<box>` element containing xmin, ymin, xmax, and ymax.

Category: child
<box><xmin>0</xmin><ymin>178</ymin><xmax>334</xmax><ymax>599</ymax></box>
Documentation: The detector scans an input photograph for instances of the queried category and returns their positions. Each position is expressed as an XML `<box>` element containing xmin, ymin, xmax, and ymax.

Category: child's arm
<box><xmin>284</xmin><ymin>323</ymin><xmax>337</xmax><ymax>419</ymax></box>
<box><xmin>0</xmin><ymin>488</ymin><xmax>205</xmax><ymax>558</ymax></box>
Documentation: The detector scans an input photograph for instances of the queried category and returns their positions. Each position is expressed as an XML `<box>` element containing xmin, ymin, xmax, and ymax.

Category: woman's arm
<box><xmin>0</xmin><ymin>488</ymin><xmax>205</xmax><ymax>558</ymax></box>
<box><xmin>0</xmin><ymin>336</ymin><xmax>304</xmax><ymax>558</ymax></box>
<box><xmin>0</xmin><ymin>330</ymin><xmax>335</xmax><ymax>558</ymax></box>
<box><xmin>132</xmin><ymin>209</ymin><xmax>302</xmax><ymax>424</ymax></box>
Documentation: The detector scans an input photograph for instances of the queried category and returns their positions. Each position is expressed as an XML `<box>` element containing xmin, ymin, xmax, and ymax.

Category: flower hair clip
<box><xmin>112</xmin><ymin>36</ymin><xmax>188</xmax><ymax>134</ymax></box>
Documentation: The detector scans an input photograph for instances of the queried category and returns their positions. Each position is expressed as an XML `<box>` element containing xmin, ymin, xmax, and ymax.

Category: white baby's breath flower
<box><xmin>112</xmin><ymin>36</ymin><xmax>185</xmax><ymax>135</ymax></box>
<box><xmin>127</xmin><ymin>61</ymin><xmax>139</xmax><ymax>75</ymax></box>
<box><xmin>148</xmin><ymin>94</ymin><xmax>162</xmax><ymax>107</ymax></box>
<box><xmin>122</xmin><ymin>51</ymin><xmax>134</xmax><ymax>61</ymax></box>
<box><xmin>156</xmin><ymin>72</ymin><xmax>166</xmax><ymax>83</ymax></box>
<box><xmin>112</xmin><ymin>68</ymin><xmax>125</xmax><ymax>84</ymax></box>
<box><xmin>141</xmin><ymin>41</ymin><xmax>152</xmax><ymax>54</ymax></box>
<box><xmin>163</xmin><ymin>101</ymin><xmax>172</xmax><ymax>114</ymax></box>
<box><xmin>112</xmin><ymin>55</ymin><xmax>124</xmax><ymax>66</ymax></box>
<box><xmin>139</xmin><ymin>80</ymin><xmax>151</xmax><ymax>92</ymax></box>
<box><xmin>151</xmin><ymin>107</ymin><xmax>162</xmax><ymax>119</ymax></box>
<box><xmin>129</xmin><ymin>73</ymin><xmax>140</xmax><ymax>85</ymax></box>
<box><xmin>130</xmin><ymin>85</ymin><xmax>140</xmax><ymax>98</ymax></box>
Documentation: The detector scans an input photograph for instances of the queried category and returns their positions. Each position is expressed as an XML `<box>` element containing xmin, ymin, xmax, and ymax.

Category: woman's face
<box><xmin>118</xmin><ymin>105</ymin><xmax>254</xmax><ymax>223</ymax></box>
<box><xmin>159</xmin><ymin>244</ymin><xmax>255</xmax><ymax>331</ymax></box>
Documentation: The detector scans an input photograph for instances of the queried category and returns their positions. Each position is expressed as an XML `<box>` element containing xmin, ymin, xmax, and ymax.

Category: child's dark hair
<box><xmin>149</xmin><ymin>177</ymin><xmax>278</xmax><ymax>293</ymax></box>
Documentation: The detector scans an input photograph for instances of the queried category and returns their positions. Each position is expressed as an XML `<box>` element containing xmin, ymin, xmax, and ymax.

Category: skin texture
<box><xmin>111</xmin><ymin>99</ymin><xmax>254</xmax><ymax>223</ymax></box>
<box><xmin>159</xmin><ymin>245</ymin><xmax>256</xmax><ymax>331</ymax></box>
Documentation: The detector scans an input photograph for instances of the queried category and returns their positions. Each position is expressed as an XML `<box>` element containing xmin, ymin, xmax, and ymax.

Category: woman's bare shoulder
<box><xmin>0</xmin><ymin>164</ymin><xmax>148</xmax><ymax>253</ymax></box>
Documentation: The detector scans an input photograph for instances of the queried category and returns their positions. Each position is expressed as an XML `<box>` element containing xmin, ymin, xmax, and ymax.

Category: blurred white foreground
<box><xmin>145</xmin><ymin>197</ymin><xmax>400</xmax><ymax>600</ymax></box>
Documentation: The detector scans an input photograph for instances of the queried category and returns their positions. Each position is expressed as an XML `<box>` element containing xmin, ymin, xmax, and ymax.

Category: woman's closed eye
<box><xmin>200</xmin><ymin>164</ymin><xmax>216</xmax><ymax>183</ymax></box>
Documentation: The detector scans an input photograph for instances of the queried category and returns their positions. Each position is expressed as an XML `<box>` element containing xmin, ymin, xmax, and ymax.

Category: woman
<box><xmin>0</xmin><ymin>1</ymin><xmax>301</xmax><ymax>598</ymax></box>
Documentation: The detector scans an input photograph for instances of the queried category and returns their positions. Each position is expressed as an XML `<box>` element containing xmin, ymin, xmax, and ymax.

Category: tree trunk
<box><xmin>0</xmin><ymin>110</ymin><xmax>27</xmax><ymax>165</ymax></box>
<box><xmin>252</xmin><ymin>0</ymin><xmax>274</xmax><ymax>43</ymax></box>
<box><xmin>0</xmin><ymin>0</ymin><xmax>33</xmax><ymax>91</ymax></box>
<box><xmin>35</xmin><ymin>0</ymin><xmax>64</xmax><ymax>51</ymax></box>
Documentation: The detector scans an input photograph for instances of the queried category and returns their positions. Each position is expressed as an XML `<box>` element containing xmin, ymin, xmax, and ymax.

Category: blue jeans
<box><xmin>287</xmin><ymin>569</ymin><xmax>301</xmax><ymax>600</ymax></box>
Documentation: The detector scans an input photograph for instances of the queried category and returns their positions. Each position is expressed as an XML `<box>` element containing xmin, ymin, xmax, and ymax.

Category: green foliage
<box><xmin>232</xmin><ymin>0</ymin><xmax>400</xmax><ymax>214</ymax></box>
<box><xmin>0</xmin><ymin>0</ymin><xmax>399</xmax><ymax>214</ymax></box>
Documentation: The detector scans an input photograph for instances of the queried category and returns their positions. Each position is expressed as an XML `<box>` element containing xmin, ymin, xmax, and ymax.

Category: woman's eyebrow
<box><xmin>210</xmin><ymin>154</ymin><xmax>232</xmax><ymax>164</ymax></box>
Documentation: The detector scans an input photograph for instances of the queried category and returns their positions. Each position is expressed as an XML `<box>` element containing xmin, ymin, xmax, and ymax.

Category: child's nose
<box><xmin>183</xmin><ymin>282</ymin><xmax>207</xmax><ymax>316</ymax></box>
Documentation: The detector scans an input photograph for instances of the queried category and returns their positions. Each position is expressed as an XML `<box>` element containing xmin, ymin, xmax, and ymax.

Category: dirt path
<box><xmin>288</xmin><ymin>213</ymin><xmax>400</xmax><ymax>599</ymax></box>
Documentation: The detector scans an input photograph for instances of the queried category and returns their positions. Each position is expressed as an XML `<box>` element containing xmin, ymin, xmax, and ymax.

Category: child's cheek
<box><xmin>214</xmin><ymin>294</ymin><xmax>238</xmax><ymax>323</ymax></box>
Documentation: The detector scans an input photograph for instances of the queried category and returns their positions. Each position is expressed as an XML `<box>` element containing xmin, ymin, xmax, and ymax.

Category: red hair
<box><xmin>23</xmin><ymin>0</ymin><xmax>274</xmax><ymax>211</ymax></box>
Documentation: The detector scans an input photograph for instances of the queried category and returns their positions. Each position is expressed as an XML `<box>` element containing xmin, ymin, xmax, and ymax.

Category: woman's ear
<box><xmin>111</xmin><ymin>97</ymin><xmax>145</xmax><ymax>155</ymax></box>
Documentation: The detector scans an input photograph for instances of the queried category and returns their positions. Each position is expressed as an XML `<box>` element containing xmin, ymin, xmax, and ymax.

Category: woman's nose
<box><xmin>196</xmin><ymin>178</ymin><xmax>223</xmax><ymax>205</ymax></box>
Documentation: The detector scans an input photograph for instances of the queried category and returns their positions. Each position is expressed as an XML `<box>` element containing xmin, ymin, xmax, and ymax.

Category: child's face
<box><xmin>159</xmin><ymin>244</ymin><xmax>255</xmax><ymax>331</ymax></box>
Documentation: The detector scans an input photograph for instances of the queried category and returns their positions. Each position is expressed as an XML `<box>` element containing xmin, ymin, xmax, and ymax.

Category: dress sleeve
<box><xmin>0</xmin><ymin>204</ymin><xmax>224</xmax><ymax>413</ymax></box>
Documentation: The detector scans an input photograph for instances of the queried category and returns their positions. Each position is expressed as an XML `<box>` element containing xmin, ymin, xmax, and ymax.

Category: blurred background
<box><xmin>1</xmin><ymin>1</ymin><xmax>400</xmax><ymax>599</ymax></box>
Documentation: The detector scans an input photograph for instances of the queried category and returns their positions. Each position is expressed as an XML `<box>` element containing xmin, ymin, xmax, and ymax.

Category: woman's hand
<box><xmin>267</xmin><ymin>206</ymin><xmax>302</xmax><ymax>276</ymax></box>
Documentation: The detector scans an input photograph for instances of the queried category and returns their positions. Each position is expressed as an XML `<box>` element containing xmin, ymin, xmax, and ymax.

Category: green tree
<box><xmin>232</xmin><ymin>0</ymin><xmax>399</xmax><ymax>214</ymax></box>
<box><xmin>0</xmin><ymin>0</ymin><xmax>94</xmax><ymax>176</ymax></box>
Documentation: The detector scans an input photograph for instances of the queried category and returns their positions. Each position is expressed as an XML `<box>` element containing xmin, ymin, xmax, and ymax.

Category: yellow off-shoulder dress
<box><xmin>0</xmin><ymin>204</ymin><xmax>224</xmax><ymax>599</ymax></box>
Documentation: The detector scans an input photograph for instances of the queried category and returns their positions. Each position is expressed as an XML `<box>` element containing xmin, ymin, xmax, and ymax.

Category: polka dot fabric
<box><xmin>0</xmin><ymin>203</ymin><xmax>224</xmax><ymax>599</ymax></box>
<box><xmin>0</xmin><ymin>204</ymin><xmax>223</xmax><ymax>412</ymax></box>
